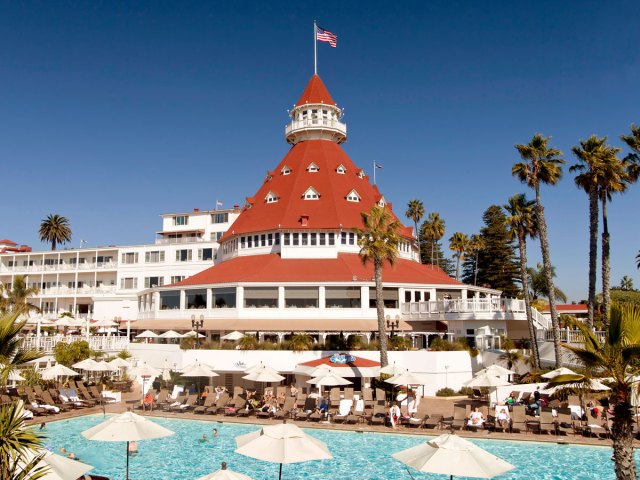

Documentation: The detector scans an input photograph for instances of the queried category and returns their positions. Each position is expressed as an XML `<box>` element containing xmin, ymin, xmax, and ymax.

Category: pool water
<box><xmin>43</xmin><ymin>415</ymin><xmax>637</xmax><ymax>480</ymax></box>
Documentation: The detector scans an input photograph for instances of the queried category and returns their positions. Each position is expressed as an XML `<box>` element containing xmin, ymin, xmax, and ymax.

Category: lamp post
<box><xmin>386</xmin><ymin>315</ymin><xmax>400</xmax><ymax>338</ymax></box>
<box><xmin>191</xmin><ymin>314</ymin><xmax>204</xmax><ymax>349</ymax></box>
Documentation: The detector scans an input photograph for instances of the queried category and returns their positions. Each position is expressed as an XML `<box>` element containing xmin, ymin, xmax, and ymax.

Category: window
<box><xmin>307</xmin><ymin>162</ymin><xmax>319</xmax><ymax>172</ymax></box>
<box><xmin>160</xmin><ymin>291</ymin><xmax>180</xmax><ymax>310</ymax></box>
<box><xmin>144</xmin><ymin>276</ymin><xmax>164</xmax><ymax>288</ymax></box>
<box><xmin>336</xmin><ymin>164</ymin><xmax>346</xmax><ymax>174</ymax></box>
<box><xmin>95</xmin><ymin>255</ymin><xmax>113</xmax><ymax>264</ymax></box>
<box><xmin>215</xmin><ymin>232</ymin><xmax>223</xmax><ymax>241</ymax></box>
<box><xmin>346</xmin><ymin>190</ymin><xmax>361</xmax><ymax>202</ymax></box>
<box><xmin>261</xmin><ymin>234</ymin><xmax>266</xmax><ymax>247</ymax></box>
<box><xmin>212</xmin><ymin>212</ymin><xmax>228</xmax><ymax>224</ymax></box>
<box><xmin>319</xmin><ymin>233</ymin><xmax>326</xmax><ymax>246</ymax></box>
<box><xmin>284</xmin><ymin>233</ymin><xmax>290</xmax><ymax>246</ymax></box>
<box><xmin>301</xmin><ymin>233</ymin><xmax>308</xmax><ymax>246</ymax></box>
<box><xmin>247</xmin><ymin>236</ymin><xmax>253</xmax><ymax>248</ymax></box>
<box><xmin>267</xmin><ymin>233</ymin><xmax>273</xmax><ymax>246</ymax></box>
<box><xmin>378</xmin><ymin>197</ymin><xmax>387</xmax><ymax>207</ymax></box>
<box><xmin>275</xmin><ymin>232</ymin><xmax>280</xmax><ymax>245</ymax></box>
<box><xmin>369</xmin><ymin>288</ymin><xmax>399</xmax><ymax>309</ymax></box>
<box><xmin>349</xmin><ymin>233</ymin><xmax>355</xmax><ymax>245</ymax></box>
<box><xmin>292</xmin><ymin>233</ymin><xmax>299</xmax><ymax>246</ymax></box>
<box><xmin>213</xmin><ymin>288</ymin><xmax>236</xmax><ymax>308</ymax></box>
<box><xmin>329</xmin><ymin>233</ymin><xmax>335</xmax><ymax>246</ymax></box>
<box><xmin>357</xmin><ymin>170</ymin><xmax>365</xmax><ymax>179</ymax></box>
<box><xmin>326</xmin><ymin>287</ymin><xmax>361</xmax><ymax>308</ymax></box>
<box><xmin>174</xmin><ymin>215</ymin><xmax>188</xmax><ymax>226</ymax></box>
<box><xmin>244</xmin><ymin>287</ymin><xmax>278</xmax><ymax>308</ymax></box>
<box><xmin>175</xmin><ymin>249</ymin><xmax>192</xmax><ymax>262</ymax></box>
<box><xmin>302</xmin><ymin>187</ymin><xmax>320</xmax><ymax>200</ymax></box>
<box><xmin>198</xmin><ymin>248</ymin><xmax>213</xmax><ymax>261</ymax></box>
<box><xmin>310</xmin><ymin>233</ymin><xmax>317</xmax><ymax>246</ymax></box>
<box><xmin>145</xmin><ymin>251</ymin><xmax>165</xmax><ymax>263</ymax></box>
<box><xmin>285</xmin><ymin>287</ymin><xmax>319</xmax><ymax>308</ymax></box>
<box><xmin>170</xmin><ymin>275</ymin><xmax>184</xmax><ymax>284</ymax></box>
<box><xmin>121</xmin><ymin>252</ymin><xmax>139</xmax><ymax>264</ymax></box>
<box><xmin>281</xmin><ymin>165</ymin><xmax>292</xmax><ymax>175</ymax></box>
<box><xmin>241</xmin><ymin>236</ymin><xmax>246</xmax><ymax>248</ymax></box>
<box><xmin>120</xmin><ymin>277</ymin><xmax>137</xmax><ymax>289</ymax></box>
<box><xmin>341</xmin><ymin>232</ymin><xmax>347</xmax><ymax>245</ymax></box>
<box><xmin>186</xmin><ymin>289</ymin><xmax>207</xmax><ymax>309</ymax></box>
<box><xmin>44</xmin><ymin>258</ymin><xmax>60</xmax><ymax>266</ymax></box>
<box><xmin>265</xmin><ymin>191</ymin><xmax>279</xmax><ymax>203</ymax></box>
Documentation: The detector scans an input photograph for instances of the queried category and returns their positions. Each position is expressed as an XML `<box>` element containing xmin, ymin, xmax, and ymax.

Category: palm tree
<box><xmin>466</xmin><ymin>234</ymin><xmax>485</xmax><ymax>286</ymax></box>
<box><xmin>38</xmin><ymin>214</ymin><xmax>72</xmax><ymax>251</ymax></box>
<box><xmin>421</xmin><ymin>212</ymin><xmax>445</xmax><ymax>266</ymax></box>
<box><xmin>0</xmin><ymin>276</ymin><xmax>40</xmax><ymax>316</ymax></box>
<box><xmin>498</xmin><ymin>348</ymin><xmax>523</xmax><ymax>371</ymax></box>
<box><xmin>636</xmin><ymin>251</ymin><xmax>640</xmax><ymax>270</ymax></box>
<box><xmin>570</xmin><ymin>135</ymin><xmax>611</xmax><ymax>328</ymax></box>
<box><xmin>595</xmin><ymin>144</ymin><xmax>626</xmax><ymax>326</ymax></box>
<box><xmin>354</xmin><ymin>205</ymin><xmax>401</xmax><ymax>367</ymax></box>
<box><xmin>547</xmin><ymin>304</ymin><xmax>640</xmax><ymax>480</ymax></box>
<box><xmin>620</xmin><ymin>276</ymin><xmax>634</xmax><ymax>291</ymax></box>
<box><xmin>405</xmin><ymin>200</ymin><xmax>425</xmax><ymax>262</ymax></box>
<box><xmin>504</xmin><ymin>193</ymin><xmax>540</xmax><ymax>369</ymax></box>
<box><xmin>528</xmin><ymin>263</ymin><xmax>568</xmax><ymax>302</ymax></box>
<box><xmin>288</xmin><ymin>334</ymin><xmax>313</xmax><ymax>352</ymax></box>
<box><xmin>448</xmin><ymin>232</ymin><xmax>468</xmax><ymax>281</ymax></box>
<box><xmin>0</xmin><ymin>402</ymin><xmax>48</xmax><ymax>479</ymax></box>
<box><xmin>513</xmin><ymin>133</ymin><xmax>565</xmax><ymax>367</ymax></box>
<box><xmin>0</xmin><ymin>312</ymin><xmax>43</xmax><ymax>387</ymax></box>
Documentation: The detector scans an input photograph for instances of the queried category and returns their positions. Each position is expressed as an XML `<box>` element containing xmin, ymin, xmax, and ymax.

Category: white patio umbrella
<box><xmin>378</xmin><ymin>361</ymin><xmax>406</xmax><ymax>376</ymax></box>
<box><xmin>196</xmin><ymin>462</ymin><xmax>255</xmax><ymax>480</ymax></box>
<box><xmin>464</xmin><ymin>373</ymin><xmax>512</xmax><ymax>405</ymax></box>
<box><xmin>159</xmin><ymin>330</ymin><xmax>183</xmax><ymax>339</ymax></box>
<box><xmin>18</xmin><ymin>448</ymin><xmax>94</xmax><ymax>480</ymax></box>
<box><xmin>541</xmin><ymin>367</ymin><xmax>578</xmax><ymax>379</ymax></box>
<box><xmin>41</xmin><ymin>364</ymin><xmax>80</xmax><ymax>380</ymax></box>
<box><xmin>221</xmin><ymin>330</ymin><xmax>245</xmax><ymax>341</ymax></box>
<box><xmin>307</xmin><ymin>372</ymin><xmax>352</xmax><ymax>387</ymax></box>
<box><xmin>1</xmin><ymin>364</ymin><xmax>25</xmax><ymax>383</ymax></box>
<box><xmin>87</xmin><ymin>360</ymin><xmax>118</xmax><ymax>373</ymax></box>
<box><xmin>181</xmin><ymin>363</ymin><xmax>219</xmax><ymax>378</ymax></box>
<box><xmin>235</xmin><ymin>421</ymin><xmax>333</xmax><ymax>480</ymax></box>
<box><xmin>182</xmin><ymin>330</ymin><xmax>206</xmax><ymax>338</ymax></box>
<box><xmin>92</xmin><ymin>319</ymin><xmax>119</xmax><ymax>327</ymax></box>
<box><xmin>476</xmin><ymin>364</ymin><xmax>515</xmax><ymax>377</ymax></box>
<box><xmin>386</xmin><ymin>369</ymin><xmax>429</xmax><ymax>386</ymax></box>
<box><xmin>135</xmin><ymin>330</ymin><xmax>158</xmax><ymax>339</ymax></box>
<box><xmin>244</xmin><ymin>361</ymin><xmax>280</xmax><ymax>374</ymax></box>
<box><xmin>82</xmin><ymin>411</ymin><xmax>174</xmax><ymax>480</ymax></box>
<box><xmin>72</xmin><ymin>358</ymin><xmax>99</xmax><ymax>370</ymax></box>
<box><xmin>109</xmin><ymin>357</ymin><xmax>132</xmax><ymax>369</ymax></box>
<box><xmin>392</xmin><ymin>433</ymin><xmax>515</xmax><ymax>479</ymax></box>
<box><xmin>180</xmin><ymin>360</ymin><xmax>215</xmax><ymax>372</ymax></box>
<box><xmin>243</xmin><ymin>365</ymin><xmax>285</xmax><ymax>383</ymax></box>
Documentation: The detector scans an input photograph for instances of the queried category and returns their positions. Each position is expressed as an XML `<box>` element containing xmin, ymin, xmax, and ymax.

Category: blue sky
<box><xmin>2</xmin><ymin>1</ymin><xmax>639</xmax><ymax>301</ymax></box>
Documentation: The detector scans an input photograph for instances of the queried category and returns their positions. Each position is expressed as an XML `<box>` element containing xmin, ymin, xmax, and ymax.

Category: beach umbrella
<box><xmin>196</xmin><ymin>462</ymin><xmax>255</xmax><ymax>480</ymax></box>
<box><xmin>159</xmin><ymin>330</ymin><xmax>183</xmax><ymax>339</ymax></box>
<box><xmin>109</xmin><ymin>357</ymin><xmax>132</xmax><ymax>369</ymax></box>
<box><xmin>18</xmin><ymin>448</ymin><xmax>94</xmax><ymax>480</ymax></box>
<box><xmin>181</xmin><ymin>363</ymin><xmax>219</xmax><ymax>378</ymax></box>
<box><xmin>235</xmin><ymin>421</ymin><xmax>332</xmax><ymax>480</ymax></box>
<box><xmin>378</xmin><ymin>361</ymin><xmax>406</xmax><ymax>376</ymax></box>
<box><xmin>92</xmin><ymin>319</ymin><xmax>119</xmax><ymax>327</ymax></box>
<box><xmin>1</xmin><ymin>365</ymin><xmax>25</xmax><ymax>382</ymax></box>
<box><xmin>476</xmin><ymin>364</ymin><xmax>515</xmax><ymax>377</ymax></box>
<box><xmin>541</xmin><ymin>367</ymin><xmax>578</xmax><ymax>379</ymax></box>
<box><xmin>72</xmin><ymin>358</ymin><xmax>99</xmax><ymax>370</ymax></box>
<box><xmin>386</xmin><ymin>369</ymin><xmax>428</xmax><ymax>386</ymax></box>
<box><xmin>392</xmin><ymin>433</ymin><xmax>515</xmax><ymax>479</ymax></box>
<box><xmin>182</xmin><ymin>330</ymin><xmax>206</xmax><ymax>338</ymax></box>
<box><xmin>87</xmin><ymin>360</ymin><xmax>117</xmax><ymax>373</ymax></box>
<box><xmin>465</xmin><ymin>373</ymin><xmax>512</xmax><ymax>405</ymax></box>
<box><xmin>180</xmin><ymin>360</ymin><xmax>215</xmax><ymax>372</ymax></box>
<box><xmin>41</xmin><ymin>364</ymin><xmax>80</xmax><ymax>380</ymax></box>
<box><xmin>135</xmin><ymin>330</ymin><xmax>158</xmax><ymax>339</ymax></box>
<box><xmin>242</xmin><ymin>365</ymin><xmax>285</xmax><ymax>383</ymax></box>
<box><xmin>307</xmin><ymin>371</ymin><xmax>352</xmax><ymax>386</ymax></box>
<box><xmin>54</xmin><ymin>318</ymin><xmax>84</xmax><ymax>328</ymax></box>
<box><xmin>221</xmin><ymin>330</ymin><xmax>245</xmax><ymax>341</ymax></box>
<box><xmin>82</xmin><ymin>411</ymin><xmax>174</xmax><ymax>480</ymax></box>
<box><xmin>244</xmin><ymin>361</ymin><xmax>280</xmax><ymax>375</ymax></box>
<box><xmin>129</xmin><ymin>363</ymin><xmax>162</xmax><ymax>378</ymax></box>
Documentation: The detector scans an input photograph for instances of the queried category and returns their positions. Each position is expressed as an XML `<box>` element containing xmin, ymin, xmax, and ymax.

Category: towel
<box><xmin>338</xmin><ymin>399</ymin><xmax>352</xmax><ymax>416</ymax></box>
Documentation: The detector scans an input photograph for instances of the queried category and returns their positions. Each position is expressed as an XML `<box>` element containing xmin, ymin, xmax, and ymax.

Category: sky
<box><xmin>2</xmin><ymin>1</ymin><xmax>639</xmax><ymax>302</ymax></box>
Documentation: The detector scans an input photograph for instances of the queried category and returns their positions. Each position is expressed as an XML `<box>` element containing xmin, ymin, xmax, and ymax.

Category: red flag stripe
<box><xmin>316</xmin><ymin>27</ymin><xmax>337</xmax><ymax>48</ymax></box>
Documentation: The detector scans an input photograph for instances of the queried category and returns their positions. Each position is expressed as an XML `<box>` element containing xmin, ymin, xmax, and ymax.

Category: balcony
<box><xmin>155</xmin><ymin>236</ymin><xmax>208</xmax><ymax>245</ymax></box>
<box><xmin>0</xmin><ymin>261</ymin><xmax>118</xmax><ymax>274</ymax></box>
<box><xmin>39</xmin><ymin>285</ymin><xmax>117</xmax><ymax>296</ymax></box>
<box><xmin>285</xmin><ymin>118</ymin><xmax>347</xmax><ymax>144</ymax></box>
<box><xmin>21</xmin><ymin>335</ymin><xmax>130</xmax><ymax>353</ymax></box>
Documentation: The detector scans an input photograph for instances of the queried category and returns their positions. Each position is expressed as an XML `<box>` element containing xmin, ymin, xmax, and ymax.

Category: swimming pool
<box><xmin>44</xmin><ymin>415</ymin><xmax>637</xmax><ymax>479</ymax></box>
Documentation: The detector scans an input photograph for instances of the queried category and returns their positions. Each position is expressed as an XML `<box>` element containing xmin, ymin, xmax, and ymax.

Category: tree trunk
<box><xmin>51</xmin><ymin>239</ymin><xmax>57</xmax><ymax>251</ymax></box>
<box><xmin>374</xmin><ymin>256</ymin><xmax>388</xmax><ymax>367</ymax></box>
<box><xmin>602</xmin><ymin>197</ymin><xmax>611</xmax><ymax>328</ymax></box>
<box><xmin>474</xmin><ymin>254</ymin><xmax>479</xmax><ymax>286</ymax></box>
<box><xmin>455</xmin><ymin>254</ymin><xmax>461</xmax><ymax>280</ymax></box>
<box><xmin>518</xmin><ymin>231</ymin><xmax>540</xmax><ymax>369</ymax></box>
<box><xmin>431</xmin><ymin>241</ymin><xmax>434</xmax><ymax>266</ymax></box>
<box><xmin>535</xmin><ymin>185</ymin><xmax>562</xmax><ymax>367</ymax></box>
<box><xmin>587</xmin><ymin>184</ymin><xmax>598</xmax><ymax>329</ymax></box>
<box><xmin>611</xmin><ymin>400</ymin><xmax>638</xmax><ymax>480</ymax></box>
<box><xmin>415</xmin><ymin>221</ymin><xmax>421</xmax><ymax>263</ymax></box>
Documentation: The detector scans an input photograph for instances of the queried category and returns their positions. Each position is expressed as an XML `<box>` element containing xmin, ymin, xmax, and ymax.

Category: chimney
<box><xmin>194</xmin><ymin>208</ymin><xmax>199</xmax><ymax>212</ymax></box>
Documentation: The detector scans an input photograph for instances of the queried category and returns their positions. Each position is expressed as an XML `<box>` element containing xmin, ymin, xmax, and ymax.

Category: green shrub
<box><xmin>435</xmin><ymin>387</ymin><xmax>456</xmax><ymax>397</ymax></box>
<box><xmin>179</xmin><ymin>337</ymin><xmax>196</xmax><ymax>350</ymax></box>
<box><xmin>389</xmin><ymin>336</ymin><xmax>411</xmax><ymax>351</ymax></box>
<box><xmin>117</xmin><ymin>350</ymin><xmax>132</xmax><ymax>360</ymax></box>
<box><xmin>238</xmin><ymin>336</ymin><xmax>258</xmax><ymax>350</ymax></box>
<box><xmin>53</xmin><ymin>340</ymin><xmax>92</xmax><ymax>367</ymax></box>
<box><xmin>457</xmin><ymin>386</ymin><xmax>475</xmax><ymax>396</ymax></box>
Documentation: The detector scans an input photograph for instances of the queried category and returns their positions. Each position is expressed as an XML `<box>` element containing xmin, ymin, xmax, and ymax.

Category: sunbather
<box><xmin>142</xmin><ymin>391</ymin><xmax>154</xmax><ymax>411</ymax></box>
<box><xmin>389</xmin><ymin>401</ymin><xmax>401</xmax><ymax>429</ymax></box>
<box><xmin>468</xmin><ymin>407</ymin><xmax>485</xmax><ymax>427</ymax></box>
<box><xmin>495</xmin><ymin>406</ymin><xmax>510</xmax><ymax>429</ymax></box>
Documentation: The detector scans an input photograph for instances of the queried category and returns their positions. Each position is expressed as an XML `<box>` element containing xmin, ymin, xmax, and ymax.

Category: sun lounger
<box><xmin>273</xmin><ymin>397</ymin><xmax>295</xmax><ymax>420</ymax></box>
<box><xmin>539</xmin><ymin>408</ymin><xmax>556</xmax><ymax>434</ymax></box>
<box><xmin>343</xmin><ymin>388</ymin><xmax>354</xmax><ymax>400</ymax></box>
<box><xmin>369</xmin><ymin>404</ymin><xmax>386</xmax><ymax>426</ymax></box>
<box><xmin>450</xmin><ymin>405</ymin><xmax>467</xmax><ymax>430</ymax></box>
<box><xmin>58</xmin><ymin>389</ymin><xmax>90</xmax><ymax>408</ymax></box>
<box><xmin>510</xmin><ymin>405</ymin><xmax>527</xmax><ymax>433</ymax></box>
<box><xmin>362</xmin><ymin>388</ymin><xmax>374</xmax><ymax>407</ymax></box>
<box><xmin>407</xmin><ymin>400</ymin><xmax>429</xmax><ymax>428</ymax></box>
<box><xmin>329</xmin><ymin>388</ymin><xmax>341</xmax><ymax>409</ymax></box>
<box><xmin>194</xmin><ymin>395</ymin><xmax>217</xmax><ymax>414</ymax></box>
<box><xmin>375</xmin><ymin>388</ymin><xmax>386</xmax><ymax>405</ymax></box>
<box><xmin>333</xmin><ymin>399</ymin><xmax>353</xmax><ymax>423</ymax></box>
<box><xmin>41</xmin><ymin>390</ymin><xmax>71</xmax><ymax>412</ymax></box>
<box><xmin>225</xmin><ymin>397</ymin><xmax>247</xmax><ymax>416</ymax></box>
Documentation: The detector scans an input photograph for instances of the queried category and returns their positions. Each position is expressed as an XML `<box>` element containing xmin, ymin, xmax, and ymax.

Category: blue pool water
<box><xmin>43</xmin><ymin>415</ymin><xmax>637</xmax><ymax>480</ymax></box>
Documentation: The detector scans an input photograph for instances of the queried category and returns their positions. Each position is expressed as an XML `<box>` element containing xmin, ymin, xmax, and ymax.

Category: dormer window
<box><xmin>357</xmin><ymin>170</ymin><xmax>365</xmax><ymax>179</ymax></box>
<box><xmin>307</xmin><ymin>162</ymin><xmax>319</xmax><ymax>172</ymax></box>
<box><xmin>377</xmin><ymin>196</ymin><xmax>387</xmax><ymax>207</ymax></box>
<box><xmin>336</xmin><ymin>164</ymin><xmax>346</xmax><ymax>174</ymax></box>
<box><xmin>303</xmin><ymin>187</ymin><xmax>321</xmax><ymax>200</ymax></box>
<box><xmin>281</xmin><ymin>165</ymin><xmax>292</xmax><ymax>175</ymax></box>
<box><xmin>264</xmin><ymin>173</ymin><xmax>273</xmax><ymax>182</ymax></box>
<box><xmin>346</xmin><ymin>190</ymin><xmax>361</xmax><ymax>202</ymax></box>
<box><xmin>265</xmin><ymin>191</ymin><xmax>279</xmax><ymax>204</ymax></box>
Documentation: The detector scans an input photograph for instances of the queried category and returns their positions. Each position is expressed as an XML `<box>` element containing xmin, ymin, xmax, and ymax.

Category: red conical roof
<box><xmin>222</xmin><ymin>140</ymin><xmax>412</xmax><ymax>239</ymax></box>
<box><xmin>295</xmin><ymin>74</ymin><xmax>336</xmax><ymax>106</ymax></box>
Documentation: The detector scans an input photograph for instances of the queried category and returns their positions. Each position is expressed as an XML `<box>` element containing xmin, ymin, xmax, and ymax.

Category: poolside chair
<box><xmin>343</xmin><ymin>388</ymin><xmax>354</xmax><ymax>400</ymax></box>
<box><xmin>276</xmin><ymin>386</ymin><xmax>287</xmax><ymax>399</ymax></box>
<box><xmin>194</xmin><ymin>395</ymin><xmax>216</xmax><ymax>414</ymax></box>
<box><xmin>510</xmin><ymin>405</ymin><xmax>527</xmax><ymax>433</ymax></box>
<box><xmin>329</xmin><ymin>388</ymin><xmax>341</xmax><ymax>409</ymax></box>
<box><xmin>407</xmin><ymin>400</ymin><xmax>429</xmax><ymax>428</ymax></box>
<box><xmin>207</xmin><ymin>393</ymin><xmax>230</xmax><ymax>415</ymax></box>
<box><xmin>362</xmin><ymin>388</ymin><xmax>374</xmax><ymax>407</ymax></box>
<box><xmin>333</xmin><ymin>399</ymin><xmax>353</xmax><ymax>423</ymax></box>
<box><xmin>346</xmin><ymin>400</ymin><xmax>364</xmax><ymax>424</ymax></box>
<box><xmin>519</xmin><ymin>392</ymin><xmax>531</xmax><ymax>405</ymax></box>
<box><xmin>274</xmin><ymin>397</ymin><xmax>296</xmax><ymax>420</ymax></box>
<box><xmin>57</xmin><ymin>389</ymin><xmax>89</xmax><ymax>408</ymax></box>
<box><xmin>164</xmin><ymin>393</ymin><xmax>187</xmax><ymax>411</ymax></box>
<box><xmin>556</xmin><ymin>410</ymin><xmax>573</xmax><ymax>436</ymax></box>
<box><xmin>41</xmin><ymin>390</ymin><xmax>71</xmax><ymax>412</ymax></box>
<box><xmin>225</xmin><ymin>397</ymin><xmax>247</xmax><ymax>416</ymax></box>
<box><xmin>539</xmin><ymin>408</ymin><xmax>556</xmax><ymax>435</ymax></box>
<box><xmin>449</xmin><ymin>405</ymin><xmax>467</xmax><ymax>431</ymax></box>
<box><xmin>375</xmin><ymin>388</ymin><xmax>386</xmax><ymax>405</ymax></box>
<box><xmin>369</xmin><ymin>404</ymin><xmax>387</xmax><ymax>426</ymax></box>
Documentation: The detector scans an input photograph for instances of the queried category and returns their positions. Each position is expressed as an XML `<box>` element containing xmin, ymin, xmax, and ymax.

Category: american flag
<box><xmin>316</xmin><ymin>26</ymin><xmax>337</xmax><ymax>48</ymax></box>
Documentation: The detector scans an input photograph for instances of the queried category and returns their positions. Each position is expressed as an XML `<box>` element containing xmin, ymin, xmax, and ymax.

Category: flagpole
<box><xmin>373</xmin><ymin>160</ymin><xmax>376</xmax><ymax>185</ymax></box>
<box><xmin>313</xmin><ymin>20</ymin><xmax>317</xmax><ymax>75</ymax></box>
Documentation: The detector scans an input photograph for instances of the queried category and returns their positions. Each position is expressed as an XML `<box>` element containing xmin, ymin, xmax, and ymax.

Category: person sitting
<box><xmin>467</xmin><ymin>407</ymin><xmax>485</xmax><ymax>428</ymax></box>
<box><xmin>142</xmin><ymin>391</ymin><xmax>154</xmax><ymax>411</ymax></box>
<box><xmin>214</xmin><ymin>385</ymin><xmax>225</xmax><ymax>401</ymax></box>
<box><xmin>529</xmin><ymin>387</ymin><xmax>542</xmax><ymax>416</ymax></box>
<box><xmin>505</xmin><ymin>392</ymin><xmax>517</xmax><ymax>408</ymax></box>
<box><xmin>389</xmin><ymin>401</ymin><xmax>401</xmax><ymax>429</ymax></box>
<box><xmin>201</xmin><ymin>387</ymin><xmax>210</xmax><ymax>401</ymax></box>
<box><xmin>496</xmin><ymin>406</ymin><xmax>510</xmax><ymax>430</ymax></box>
<box><xmin>318</xmin><ymin>394</ymin><xmax>329</xmax><ymax>416</ymax></box>
<box><xmin>278</xmin><ymin>391</ymin><xmax>286</xmax><ymax>405</ymax></box>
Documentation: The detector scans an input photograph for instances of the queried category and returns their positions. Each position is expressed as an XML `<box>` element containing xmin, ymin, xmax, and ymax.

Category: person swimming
<box><xmin>128</xmin><ymin>441</ymin><xmax>138</xmax><ymax>454</ymax></box>
<box><xmin>40</xmin><ymin>422</ymin><xmax>46</xmax><ymax>430</ymax></box>
<box><xmin>212</xmin><ymin>428</ymin><xmax>219</xmax><ymax>437</ymax></box>
<box><xmin>200</xmin><ymin>434</ymin><xmax>208</xmax><ymax>442</ymax></box>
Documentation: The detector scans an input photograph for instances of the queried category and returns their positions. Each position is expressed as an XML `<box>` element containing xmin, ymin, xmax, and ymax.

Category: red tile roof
<box><xmin>222</xmin><ymin>140</ymin><xmax>410</xmax><ymax>239</ymax></box>
<box><xmin>298</xmin><ymin>354</ymin><xmax>380</xmax><ymax>368</ymax></box>
<box><xmin>296</xmin><ymin>74</ymin><xmax>336</xmax><ymax>106</ymax></box>
<box><xmin>541</xmin><ymin>304</ymin><xmax>588</xmax><ymax>312</ymax></box>
<box><xmin>174</xmin><ymin>253</ymin><xmax>461</xmax><ymax>286</ymax></box>
<box><xmin>0</xmin><ymin>239</ymin><xmax>17</xmax><ymax>245</ymax></box>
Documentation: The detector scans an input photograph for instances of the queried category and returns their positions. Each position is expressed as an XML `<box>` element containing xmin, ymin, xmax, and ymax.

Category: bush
<box><xmin>179</xmin><ymin>337</ymin><xmax>196</xmax><ymax>350</ymax></box>
<box><xmin>435</xmin><ymin>387</ymin><xmax>456</xmax><ymax>397</ymax></box>
<box><xmin>53</xmin><ymin>340</ymin><xmax>92</xmax><ymax>367</ymax></box>
<box><xmin>457</xmin><ymin>386</ymin><xmax>475</xmax><ymax>396</ymax></box>
<box><xmin>346</xmin><ymin>336</ymin><xmax>364</xmax><ymax>350</ymax></box>
<box><xmin>389</xmin><ymin>336</ymin><xmax>411</xmax><ymax>351</ymax></box>
<box><xmin>429</xmin><ymin>337</ymin><xmax>465</xmax><ymax>351</ymax></box>
<box><xmin>117</xmin><ymin>350</ymin><xmax>132</xmax><ymax>360</ymax></box>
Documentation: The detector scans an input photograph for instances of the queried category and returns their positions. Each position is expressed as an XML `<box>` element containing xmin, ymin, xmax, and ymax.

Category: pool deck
<box><xmin>27</xmin><ymin>393</ymin><xmax>640</xmax><ymax>449</ymax></box>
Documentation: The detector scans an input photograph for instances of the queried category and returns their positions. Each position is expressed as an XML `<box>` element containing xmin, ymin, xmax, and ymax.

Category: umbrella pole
<box><xmin>126</xmin><ymin>441</ymin><xmax>130</xmax><ymax>480</ymax></box>
<box><xmin>279</xmin><ymin>462</ymin><xmax>283</xmax><ymax>480</ymax></box>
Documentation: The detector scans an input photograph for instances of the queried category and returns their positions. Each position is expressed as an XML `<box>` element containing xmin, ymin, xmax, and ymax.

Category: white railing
<box><xmin>155</xmin><ymin>236</ymin><xmax>208</xmax><ymax>245</ymax></box>
<box><xmin>39</xmin><ymin>286</ymin><xmax>117</xmax><ymax>296</ymax></box>
<box><xmin>0</xmin><ymin>262</ymin><xmax>118</xmax><ymax>273</ymax></box>
<box><xmin>544</xmin><ymin>329</ymin><xmax>606</xmax><ymax>345</ymax></box>
<box><xmin>21</xmin><ymin>335</ymin><xmax>130</xmax><ymax>353</ymax></box>
<box><xmin>285</xmin><ymin>118</ymin><xmax>346</xmax><ymax>135</ymax></box>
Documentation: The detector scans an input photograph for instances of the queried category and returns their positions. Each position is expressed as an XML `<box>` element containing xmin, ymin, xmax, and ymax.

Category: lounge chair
<box><xmin>346</xmin><ymin>399</ymin><xmax>364</xmax><ymax>424</ymax></box>
<box><xmin>407</xmin><ymin>400</ymin><xmax>429</xmax><ymax>428</ymax></box>
<box><xmin>57</xmin><ymin>389</ymin><xmax>89</xmax><ymax>408</ymax></box>
<box><xmin>333</xmin><ymin>399</ymin><xmax>353</xmax><ymax>423</ymax></box>
<box><xmin>362</xmin><ymin>388</ymin><xmax>374</xmax><ymax>407</ymax></box>
<box><xmin>510</xmin><ymin>405</ymin><xmax>527</xmax><ymax>433</ymax></box>
<box><xmin>450</xmin><ymin>405</ymin><xmax>467</xmax><ymax>431</ymax></box>
<box><xmin>375</xmin><ymin>388</ymin><xmax>386</xmax><ymax>405</ymax></box>
<box><xmin>369</xmin><ymin>404</ymin><xmax>386</xmax><ymax>426</ymax></box>
<box><xmin>329</xmin><ymin>388</ymin><xmax>341</xmax><ymax>409</ymax></box>
<box><xmin>41</xmin><ymin>390</ymin><xmax>71</xmax><ymax>412</ymax></box>
<box><xmin>556</xmin><ymin>409</ymin><xmax>573</xmax><ymax>436</ymax></box>
<box><xmin>343</xmin><ymin>388</ymin><xmax>354</xmax><ymax>400</ymax></box>
<box><xmin>274</xmin><ymin>397</ymin><xmax>295</xmax><ymax>420</ymax></box>
<box><xmin>225</xmin><ymin>397</ymin><xmax>247</xmax><ymax>416</ymax></box>
<box><xmin>539</xmin><ymin>408</ymin><xmax>556</xmax><ymax>434</ymax></box>
<box><xmin>194</xmin><ymin>395</ymin><xmax>216</xmax><ymax>414</ymax></box>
